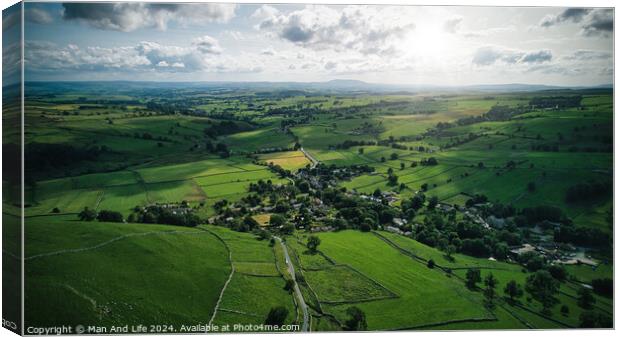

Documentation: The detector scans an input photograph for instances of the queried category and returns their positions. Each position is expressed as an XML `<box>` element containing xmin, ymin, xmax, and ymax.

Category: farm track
<box><xmin>25</xmin><ymin>230</ymin><xmax>208</xmax><ymax>261</ymax></box>
<box><xmin>300</xmin><ymin>147</ymin><xmax>319</xmax><ymax>168</ymax></box>
<box><xmin>276</xmin><ymin>237</ymin><xmax>309</xmax><ymax>332</ymax></box>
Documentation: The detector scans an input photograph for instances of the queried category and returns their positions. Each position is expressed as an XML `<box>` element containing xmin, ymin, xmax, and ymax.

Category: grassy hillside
<box><xmin>25</xmin><ymin>216</ymin><xmax>230</xmax><ymax>328</ymax></box>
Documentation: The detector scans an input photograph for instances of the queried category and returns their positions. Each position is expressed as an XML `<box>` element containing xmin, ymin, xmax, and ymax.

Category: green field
<box><xmin>25</xmin><ymin>216</ymin><xmax>230</xmax><ymax>328</ymax></box>
<box><xmin>6</xmin><ymin>82</ymin><xmax>612</xmax><ymax>331</ymax></box>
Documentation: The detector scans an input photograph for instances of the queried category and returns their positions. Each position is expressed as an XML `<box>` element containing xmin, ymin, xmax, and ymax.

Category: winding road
<box><xmin>275</xmin><ymin>237</ymin><xmax>309</xmax><ymax>332</ymax></box>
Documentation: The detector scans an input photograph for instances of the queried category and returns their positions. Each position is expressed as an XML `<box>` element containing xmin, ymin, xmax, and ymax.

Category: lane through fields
<box><xmin>276</xmin><ymin>237</ymin><xmax>309</xmax><ymax>332</ymax></box>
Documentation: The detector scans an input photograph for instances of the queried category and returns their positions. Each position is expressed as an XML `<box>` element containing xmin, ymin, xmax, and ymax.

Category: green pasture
<box><xmin>25</xmin><ymin>216</ymin><xmax>230</xmax><ymax>328</ymax></box>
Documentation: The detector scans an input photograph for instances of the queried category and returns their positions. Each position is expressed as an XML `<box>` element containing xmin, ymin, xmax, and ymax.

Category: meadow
<box><xmin>7</xmin><ymin>82</ymin><xmax>612</xmax><ymax>331</ymax></box>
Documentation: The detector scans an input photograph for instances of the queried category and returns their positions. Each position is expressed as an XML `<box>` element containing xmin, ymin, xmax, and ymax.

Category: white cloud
<box><xmin>253</xmin><ymin>5</ymin><xmax>415</xmax><ymax>56</ymax></box>
<box><xmin>261</xmin><ymin>48</ymin><xmax>276</xmax><ymax>56</ymax></box>
<box><xmin>24</xmin><ymin>36</ymin><xmax>257</xmax><ymax>75</ymax></box>
<box><xmin>62</xmin><ymin>3</ymin><xmax>237</xmax><ymax>32</ymax></box>
<box><xmin>443</xmin><ymin>16</ymin><xmax>463</xmax><ymax>34</ymax></box>
<box><xmin>192</xmin><ymin>35</ymin><xmax>223</xmax><ymax>55</ymax></box>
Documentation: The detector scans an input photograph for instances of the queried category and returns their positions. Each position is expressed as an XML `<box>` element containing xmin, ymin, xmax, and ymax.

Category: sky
<box><xmin>11</xmin><ymin>2</ymin><xmax>615</xmax><ymax>86</ymax></box>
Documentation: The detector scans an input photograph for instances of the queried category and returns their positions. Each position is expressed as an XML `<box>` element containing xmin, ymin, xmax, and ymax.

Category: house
<box><xmin>385</xmin><ymin>226</ymin><xmax>404</xmax><ymax>235</ymax></box>
<box><xmin>393</xmin><ymin>218</ymin><xmax>407</xmax><ymax>227</ymax></box>
<box><xmin>310</xmin><ymin>225</ymin><xmax>334</xmax><ymax>233</ymax></box>
<box><xmin>509</xmin><ymin>244</ymin><xmax>536</xmax><ymax>258</ymax></box>
<box><xmin>487</xmin><ymin>215</ymin><xmax>506</xmax><ymax>228</ymax></box>
<box><xmin>437</xmin><ymin>203</ymin><xmax>454</xmax><ymax>212</ymax></box>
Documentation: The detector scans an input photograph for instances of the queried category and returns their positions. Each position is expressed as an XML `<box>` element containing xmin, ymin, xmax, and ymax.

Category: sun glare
<box><xmin>405</xmin><ymin>25</ymin><xmax>450</xmax><ymax>60</ymax></box>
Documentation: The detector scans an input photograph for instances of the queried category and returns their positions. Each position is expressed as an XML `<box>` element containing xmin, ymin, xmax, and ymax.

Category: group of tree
<box><xmin>306</xmin><ymin>235</ymin><xmax>321</xmax><ymax>253</ymax></box>
<box><xmin>128</xmin><ymin>204</ymin><xmax>200</xmax><ymax>227</ymax></box>
<box><xmin>203</xmin><ymin>120</ymin><xmax>253</xmax><ymax>138</ymax></box>
<box><xmin>332</xmin><ymin>140</ymin><xmax>377</xmax><ymax>150</ymax></box>
<box><xmin>565</xmin><ymin>181</ymin><xmax>612</xmax><ymax>203</ymax></box>
<box><xmin>78</xmin><ymin>207</ymin><xmax>123</xmax><ymax>223</ymax></box>
<box><xmin>419</xmin><ymin>157</ymin><xmax>438</xmax><ymax>166</ymax></box>
<box><xmin>204</xmin><ymin>140</ymin><xmax>231</xmax><ymax>158</ymax></box>
<box><xmin>529</xmin><ymin>95</ymin><xmax>582</xmax><ymax>109</ymax></box>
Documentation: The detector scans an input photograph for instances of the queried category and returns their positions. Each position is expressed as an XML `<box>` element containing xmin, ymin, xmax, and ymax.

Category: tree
<box><xmin>96</xmin><ymin>210</ymin><xmax>123</xmax><ymax>223</ymax></box>
<box><xmin>390</xmin><ymin>153</ymin><xmax>399</xmax><ymax>160</ymax></box>
<box><xmin>298</xmin><ymin>181</ymin><xmax>310</xmax><ymax>193</ymax></box>
<box><xmin>445</xmin><ymin>245</ymin><xmax>456</xmax><ymax>261</ymax></box>
<box><xmin>387</xmin><ymin>174</ymin><xmax>398</xmax><ymax>186</ymax></box>
<box><xmin>270</xmin><ymin>214</ymin><xmax>286</xmax><ymax>227</ymax></box>
<box><xmin>265</xmin><ymin>306</ymin><xmax>288</xmax><ymax>326</ymax></box>
<box><xmin>257</xmin><ymin>229</ymin><xmax>271</xmax><ymax>241</ymax></box>
<box><xmin>78</xmin><ymin>207</ymin><xmax>97</xmax><ymax>221</ymax></box>
<box><xmin>545</xmin><ymin>265</ymin><xmax>567</xmax><ymax>282</ymax></box>
<box><xmin>466</xmin><ymin>268</ymin><xmax>481</xmax><ymax>289</ymax></box>
<box><xmin>484</xmin><ymin>273</ymin><xmax>498</xmax><ymax>308</ymax></box>
<box><xmin>527</xmin><ymin>182</ymin><xmax>536</xmax><ymax>192</ymax></box>
<box><xmin>504</xmin><ymin>280</ymin><xmax>523</xmax><ymax>302</ymax></box>
<box><xmin>577</xmin><ymin>287</ymin><xmax>595</xmax><ymax>309</ymax></box>
<box><xmin>427</xmin><ymin>259</ymin><xmax>435</xmax><ymax>268</ymax></box>
<box><xmin>525</xmin><ymin>270</ymin><xmax>559</xmax><ymax>315</ymax></box>
<box><xmin>243</xmin><ymin>215</ymin><xmax>260</xmax><ymax>231</ymax></box>
<box><xmin>427</xmin><ymin>196</ymin><xmax>438</xmax><ymax>210</ymax></box>
<box><xmin>284</xmin><ymin>279</ymin><xmax>295</xmax><ymax>293</ymax></box>
<box><xmin>409</xmin><ymin>195</ymin><xmax>425</xmax><ymax>211</ymax></box>
<box><xmin>373</xmin><ymin>188</ymin><xmax>382</xmax><ymax>198</ymax></box>
<box><xmin>343</xmin><ymin>306</ymin><xmax>367</xmax><ymax>331</ymax></box>
<box><xmin>51</xmin><ymin>207</ymin><xmax>60</xmax><ymax>213</ymax></box>
<box><xmin>358</xmin><ymin>147</ymin><xmax>364</xmax><ymax>154</ymax></box>
<box><xmin>281</xmin><ymin>223</ymin><xmax>295</xmax><ymax>235</ymax></box>
<box><xmin>560</xmin><ymin>305</ymin><xmax>569</xmax><ymax>316</ymax></box>
<box><xmin>306</xmin><ymin>235</ymin><xmax>321</xmax><ymax>253</ymax></box>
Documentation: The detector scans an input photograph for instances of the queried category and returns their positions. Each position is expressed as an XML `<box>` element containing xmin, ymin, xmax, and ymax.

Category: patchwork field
<box><xmin>5</xmin><ymin>82</ymin><xmax>612</xmax><ymax>332</ymax></box>
<box><xmin>206</xmin><ymin>226</ymin><xmax>298</xmax><ymax>326</ymax></box>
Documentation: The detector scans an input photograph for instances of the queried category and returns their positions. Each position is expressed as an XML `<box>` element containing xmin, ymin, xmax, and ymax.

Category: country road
<box><xmin>300</xmin><ymin>147</ymin><xmax>318</xmax><ymax>169</ymax></box>
<box><xmin>276</xmin><ymin>237</ymin><xmax>309</xmax><ymax>332</ymax></box>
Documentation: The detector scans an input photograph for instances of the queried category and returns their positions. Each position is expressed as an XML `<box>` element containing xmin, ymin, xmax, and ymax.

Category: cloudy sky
<box><xmin>18</xmin><ymin>2</ymin><xmax>614</xmax><ymax>86</ymax></box>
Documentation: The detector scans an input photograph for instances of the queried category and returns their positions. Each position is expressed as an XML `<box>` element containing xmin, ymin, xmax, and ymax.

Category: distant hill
<box><xmin>21</xmin><ymin>80</ymin><xmax>612</xmax><ymax>95</ymax></box>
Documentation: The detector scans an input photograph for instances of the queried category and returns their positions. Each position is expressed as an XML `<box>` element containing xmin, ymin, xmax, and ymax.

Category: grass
<box><xmin>17</xmin><ymin>87</ymin><xmax>613</xmax><ymax>331</ymax></box>
<box><xmin>304</xmin><ymin>265</ymin><xmax>396</xmax><ymax>303</ymax></box>
<box><xmin>252</xmin><ymin>213</ymin><xmax>272</xmax><ymax>227</ymax></box>
<box><xmin>258</xmin><ymin>151</ymin><xmax>311</xmax><ymax>171</ymax></box>
<box><xmin>204</xmin><ymin>226</ymin><xmax>296</xmax><ymax>325</ymax></box>
<box><xmin>24</xmin><ymin>216</ymin><xmax>230</xmax><ymax>328</ymax></box>
<box><xmin>313</xmin><ymin>230</ymin><xmax>493</xmax><ymax>330</ymax></box>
